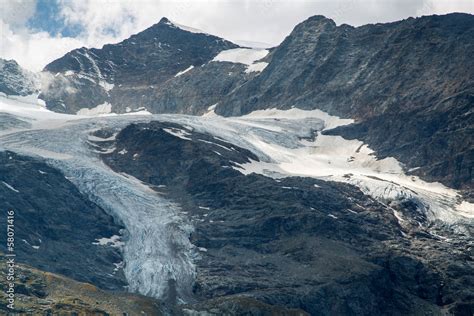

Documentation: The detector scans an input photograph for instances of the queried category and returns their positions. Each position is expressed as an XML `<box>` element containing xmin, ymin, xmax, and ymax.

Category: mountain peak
<box><xmin>300</xmin><ymin>14</ymin><xmax>337</xmax><ymax>29</ymax></box>
<box><xmin>156</xmin><ymin>17</ymin><xmax>208</xmax><ymax>35</ymax></box>
<box><xmin>159</xmin><ymin>17</ymin><xmax>171</xmax><ymax>24</ymax></box>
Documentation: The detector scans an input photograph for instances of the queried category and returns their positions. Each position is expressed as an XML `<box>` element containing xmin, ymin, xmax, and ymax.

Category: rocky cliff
<box><xmin>0</xmin><ymin>59</ymin><xmax>38</xmax><ymax>96</ymax></box>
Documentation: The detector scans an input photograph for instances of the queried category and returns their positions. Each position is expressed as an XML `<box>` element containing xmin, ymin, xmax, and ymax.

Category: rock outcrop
<box><xmin>0</xmin><ymin>255</ymin><xmax>162</xmax><ymax>315</ymax></box>
<box><xmin>0</xmin><ymin>59</ymin><xmax>38</xmax><ymax>96</ymax></box>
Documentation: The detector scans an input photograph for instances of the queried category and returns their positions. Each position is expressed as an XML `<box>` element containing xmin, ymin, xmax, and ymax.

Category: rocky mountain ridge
<box><xmin>215</xmin><ymin>13</ymin><xmax>473</xmax><ymax>195</ymax></box>
<box><xmin>39</xmin><ymin>17</ymin><xmax>247</xmax><ymax>114</ymax></box>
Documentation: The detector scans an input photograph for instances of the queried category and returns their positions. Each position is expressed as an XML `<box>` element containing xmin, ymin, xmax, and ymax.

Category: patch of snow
<box><xmin>22</xmin><ymin>239</ymin><xmax>40</xmax><ymax>249</ymax></box>
<box><xmin>99</xmin><ymin>80</ymin><xmax>114</xmax><ymax>92</ymax></box>
<box><xmin>113</xmin><ymin>261</ymin><xmax>124</xmax><ymax>272</ymax></box>
<box><xmin>79</xmin><ymin>50</ymin><xmax>103</xmax><ymax>78</ymax></box>
<box><xmin>207</xmin><ymin>104</ymin><xmax>217</xmax><ymax>111</ymax></box>
<box><xmin>213</xmin><ymin>48</ymin><xmax>268</xmax><ymax>66</ymax></box>
<box><xmin>163</xmin><ymin>128</ymin><xmax>192</xmax><ymax>140</ymax></box>
<box><xmin>213</xmin><ymin>48</ymin><xmax>269</xmax><ymax>73</ymax></box>
<box><xmin>197</xmin><ymin>139</ymin><xmax>232</xmax><ymax>151</ymax></box>
<box><xmin>175</xmin><ymin>65</ymin><xmax>194</xmax><ymax>77</ymax></box>
<box><xmin>118</xmin><ymin>149</ymin><xmax>128</xmax><ymax>155</ymax></box>
<box><xmin>245</xmin><ymin>62</ymin><xmax>269</xmax><ymax>73</ymax></box>
<box><xmin>233</xmin><ymin>40</ymin><xmax>274</xmax><ymax>49</ymax></box>
<box><xmin>328</xmin><ymin>214</ymin><xmax>338</xmax><ymax>219</ymax></box>
<box><xmin>76</xmin><ymin>102</ymin><xmax>112</xmax><ymax>116</ymax></box>
<box><xmin>93</xmin><ymin>235</ymin><xmax>125</xmax><ymax>248</ymax></box>
<box><xmin>2</xmin><ymin>181</ymin><xmax>19</xmax><ymax>192</ymax></box>
<box><xmin>202</xmin><ymin>103</ymin><xmax>218</xmax><ymax>117</ymax></box>
<box><xmin>167</xmin><ymin>19</ymin><xmax>208</xmax><ymax>35</ymax></box>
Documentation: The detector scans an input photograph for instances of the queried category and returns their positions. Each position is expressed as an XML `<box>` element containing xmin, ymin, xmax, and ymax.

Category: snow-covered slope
<box><xmin>187</xmin><ymin>109</ymin><xmax>473</xmax><ymax>225</ymax></box>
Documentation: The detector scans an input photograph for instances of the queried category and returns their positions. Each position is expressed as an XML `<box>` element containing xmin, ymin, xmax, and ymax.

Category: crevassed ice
<box><xmin>0</xmin><ymin>113</ymin><xmax>197</xmax><ymax>301</ymax></box>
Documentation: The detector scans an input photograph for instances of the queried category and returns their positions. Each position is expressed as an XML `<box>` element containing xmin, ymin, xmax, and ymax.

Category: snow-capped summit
<box><xmin>158</xmin><ymin>17</ymin><xmax>208</xmax><ymax>35</ymax></box>
<box><xmin>40</xmin><ymin>16</ymin><xmax>239</xmax><ymax>115</ymax></box>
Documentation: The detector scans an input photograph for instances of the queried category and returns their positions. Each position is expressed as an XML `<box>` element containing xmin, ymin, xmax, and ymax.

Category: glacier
<box><xmin>0</xmin><ymin>94</ymin><xmax>472</xmax><ymax>302</ymax></box>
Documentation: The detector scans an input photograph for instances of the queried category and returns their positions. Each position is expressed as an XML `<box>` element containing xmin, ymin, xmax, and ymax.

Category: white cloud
<box><xmin>0</xmin><ymin>0</ymin><xmax>37</xmax><ymax>27</ymax></box>
<box><xmin>0</xmin><ymin>19</ymin><xmax>84</xmax><ymax>71</ymax></box>
<box><xmin>417</xmin><ymin>0</ymin><xmax>474</xmax><ymax>16</ymax></box>
<box><xmin>0</xmin><ymin>0</ymin><xmax>473</xmax><ymax>72</ymax></box>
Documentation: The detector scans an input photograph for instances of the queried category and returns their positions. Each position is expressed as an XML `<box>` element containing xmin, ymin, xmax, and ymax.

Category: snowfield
<box><xmin>0</xmin><ymin>93</ymin><xmax>472</xmax><ymax>302</ymax></box>
<box><xmin>212</xmin><ymin>48</ymin><xmax>269</xmax><ymax>73</ymax></box>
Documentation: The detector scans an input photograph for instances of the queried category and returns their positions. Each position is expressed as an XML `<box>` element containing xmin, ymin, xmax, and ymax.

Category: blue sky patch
<box><xmin>27</xmin><ymin>0</ymin><xmax>83</xmax><ymax>37</ymax></box>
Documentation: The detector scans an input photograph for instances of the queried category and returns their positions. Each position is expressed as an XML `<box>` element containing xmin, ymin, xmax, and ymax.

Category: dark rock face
<box><xmin>0</xmin><ymin>59</ymin><xmax>37</xmax><ymax>96</ymax></box>
<box><xmin>216</xmin><ymin>13</ymin><xmax>474</xmax><ymax>118</ymax></box>
<box><xmin>40</xmin><ymin>17</ymin><xmax>239</xmax><ymax>114</ymax></box>
<box><xmin>0</xmin><ymin>151</ymin><xmax>126</xmax><ymax>291</ymax></box>
<box><xmin>95</xmin><ymin>122</ymin><xmax>474</xmax><ymax>315</ymax></box>
<box><xmin>110</xmin><ymin>61</ymin><xmax>252</xmax><ymax>115</ymax></box>
<box><xmin>215</xmin><ymin>13</ymin><xmax>474</xmax><ymax>196</ymax></box>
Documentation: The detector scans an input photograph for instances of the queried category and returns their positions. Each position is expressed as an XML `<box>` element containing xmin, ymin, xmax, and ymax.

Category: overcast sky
<box><xmin>1</xmin><ymin>0</ymin><xmax>473</xmax><ymax>71</ymax></box>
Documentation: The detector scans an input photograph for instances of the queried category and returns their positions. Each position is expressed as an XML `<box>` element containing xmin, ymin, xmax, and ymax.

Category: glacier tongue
<box><xmin>0</xmin><ymin>115</ymin><xmax>196</xmax><ymax>301</ymax></box>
